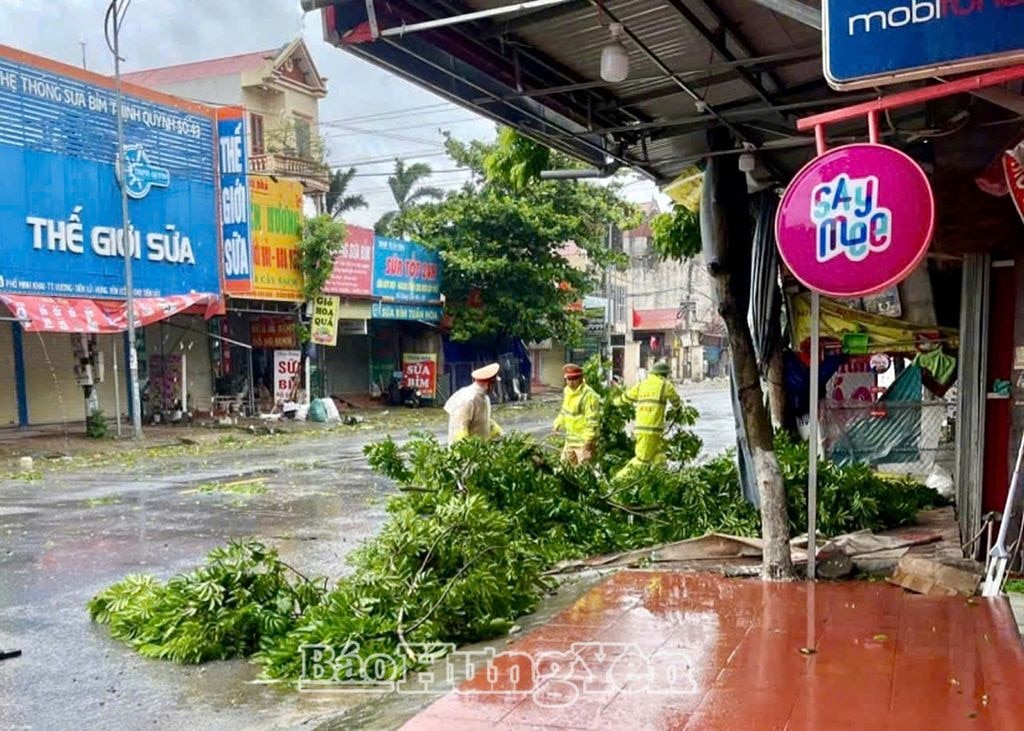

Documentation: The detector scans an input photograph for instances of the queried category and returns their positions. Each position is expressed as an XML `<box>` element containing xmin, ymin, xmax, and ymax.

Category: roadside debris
<box><xmin>889</xmin><ymin>556</ymin><xmax>982</xmax><ymax>597</ymax></box>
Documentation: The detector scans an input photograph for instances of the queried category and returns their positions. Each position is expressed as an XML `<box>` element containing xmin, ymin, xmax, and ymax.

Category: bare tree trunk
<box><xmin>767</xmin><ymin>340</ymin><xmax>786</xmax><ymax>430</ymax></box>
<box><xmin>700</xmin><ymin>142</ymin><xmax>794</xmax><ymax>581</ymax></box>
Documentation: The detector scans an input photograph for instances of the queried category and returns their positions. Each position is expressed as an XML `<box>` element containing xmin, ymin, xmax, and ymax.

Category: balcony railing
<box><xmin>249</xmin><ymin>153</ymin><xmax>329</xmax><ymax>189</ymax></box>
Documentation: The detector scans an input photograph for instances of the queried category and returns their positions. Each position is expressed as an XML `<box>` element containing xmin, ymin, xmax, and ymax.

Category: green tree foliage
<box><xmin>89</xmin><ymin>429</ymin><xmax>941</xmax><ymax>680</ymax></box>
<box><xmin>375</xmin><ymin>159</ymin><xmax>445</xmax><ymax>235</ymax></box>
<box><xmin>86</xmin><ymin>409</ymin><xmax>107</xmax><ymax>439</ymax></box>
<box><xmin>651</xmin><ymin>205</ymin><xmax>702</xmax><ymax>261</ymax></box>
<box><xmin>401</xmin><ymin>130</ymin><xmax>638</xmax><ymax>343</ymax></box>
<box><xmin>88</xmin><ymin>541</ymin><xmax>326</xmax><ymax>663</ymax></box>
<box><xmin>297</xmin><ymin>214</ymin><xmax>346</xmax><ymax>303</ymax></box>
<box><xmin>325</xmin><ymin>167</ymin><xmax>367</xmax><ymax>219</ymax></box>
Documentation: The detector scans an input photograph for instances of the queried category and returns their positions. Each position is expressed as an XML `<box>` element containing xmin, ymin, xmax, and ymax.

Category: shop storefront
<box><xmin>314</xmin><ymin>230</ymin><xmax>444</xmax><ymax>402</ymax></box>
<box><xmin>216</xmin><ymin>175</ymin><xmax>308</xmax><ymax>413</ymax></box>
<box><xmin>0</xmin><ymin>47</ymin><xmax>222</xmax><ymax>426</ymax></box>
<box><xmin>320</xmin><ymin>225</ymin><xmax>375</xmax><ymax>398</ymax></box>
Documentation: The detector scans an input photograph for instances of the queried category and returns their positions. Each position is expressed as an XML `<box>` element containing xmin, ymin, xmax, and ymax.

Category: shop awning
<box><xmin>0</xmin><ymin>293</ymin><xmax>219</xmax><ymax>333</ymax></box>
<box><xmin>632</xmin><ymin>308</ymin><xmax>680</xmax><ymax>331</ymax></box>
<box><xmin>789</xmin><ymin>294</ymin><xmax>959</xmax><ymax>355</ymax></box>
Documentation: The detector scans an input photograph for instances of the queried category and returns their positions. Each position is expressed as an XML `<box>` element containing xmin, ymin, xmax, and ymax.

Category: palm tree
<box><xmin>325</xmin><ymin>167</ymin><xmax>368</xmax><ymax>219</ymax></box>
<box><xmin>375</xmin><ymin>159</ymin><xmax>444</xmax><ymax>235</ymax></box>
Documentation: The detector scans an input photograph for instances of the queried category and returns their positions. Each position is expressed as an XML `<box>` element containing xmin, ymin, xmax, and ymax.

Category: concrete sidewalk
<box><xmin>400</xmin><ymin>571</ymin><xmax>1024</xmax><ymax>731</ymax></box>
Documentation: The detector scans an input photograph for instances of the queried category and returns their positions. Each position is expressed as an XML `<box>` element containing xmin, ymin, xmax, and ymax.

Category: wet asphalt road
<box><xmin>0</xmin><ymin>387</ymin><xmax>735</xmax><ymax>731</ymax></box>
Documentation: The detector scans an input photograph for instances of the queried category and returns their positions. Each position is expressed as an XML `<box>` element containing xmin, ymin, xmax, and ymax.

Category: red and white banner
<box><xmin>1003</xmin><ymin>146</ymin><xmax>1024</xmax><ymax>224</ymax></box>
<box><xmin>401</xmin><ymin>353</ymin><xmax>437</xmax><ymax>398</ymax></box>
<box><xmin>976</xmin><ymin>134</ymin><xmax>1024</xmax><ymax>197</ymax></box>
<box><xmin>0</xmin><ymin>293</ymin><xmax>217</xmax><ymax>333</ymax></box>
<box><xmin>323</xmin><ymin>225</ymin><xmax>374</xmax><ymax>297</ymax></box>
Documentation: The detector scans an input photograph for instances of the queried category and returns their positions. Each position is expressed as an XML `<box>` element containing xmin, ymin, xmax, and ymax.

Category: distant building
<box><xmin>122</xmin><ymin>39</ymin><xmax>330</xmax><ymax>206</ymax></box>
<box><xmin>608</xmin><ymin>201</ymin><xmax>719</xmax><ymax>383</ymax></box>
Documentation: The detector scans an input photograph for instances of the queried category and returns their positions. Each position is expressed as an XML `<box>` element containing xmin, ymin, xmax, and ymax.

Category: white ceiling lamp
<box><xmin>600</xmin><ymin>23</ymin><xmax>629</xmax><ymax>83</ymax></box>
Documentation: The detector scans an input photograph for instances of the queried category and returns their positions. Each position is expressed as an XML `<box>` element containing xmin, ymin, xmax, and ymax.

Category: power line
<box><xmin>320</xmin><ymin>121</ymin><xmax>445</xmax><ymax>146</ymax></box>
<box><xmin>326</xmin><ymin>150</ymin><xmax>450</xmax><ymax>167</ymax></box>
<box><xmin>349</xmin><ymin>168</ymin><xmax>471</xmax><ymax>178</ymax></box>
<box><xmin>317</xmin><ymin>102</ymin><xmax>457</xmax><ymax>126</ymax></box>
<box><xmin>320</xmin><ymin>117</ymin><xmax>486</xmax><ymax>141</ymax></box>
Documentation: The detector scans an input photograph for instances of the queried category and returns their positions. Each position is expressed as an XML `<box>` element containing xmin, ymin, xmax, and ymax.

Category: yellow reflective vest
<box><xmin>618</xmin><ymin>374</ymin><xmax>681</xmax><ymax>435</ymax></box>
<box><xmin>553</xmin><ymin>384</ymin><xmax>601</xmax><ymax>447</ymax></box>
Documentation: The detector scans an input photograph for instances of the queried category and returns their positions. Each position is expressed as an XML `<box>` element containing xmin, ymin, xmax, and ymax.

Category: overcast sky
<box><xmin>0</xmin><ymin>0</ymin><xmax>662</xmax><ymax>228</ymax></box>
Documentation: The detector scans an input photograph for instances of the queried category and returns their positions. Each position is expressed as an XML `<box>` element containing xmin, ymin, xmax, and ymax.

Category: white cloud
<box><xmin>0</xmin><ymin>0</ymin><xmax>660</xmax><ymax>227</ymax></box>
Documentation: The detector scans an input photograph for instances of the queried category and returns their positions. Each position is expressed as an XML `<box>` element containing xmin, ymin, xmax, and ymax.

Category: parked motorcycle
<box><xmin>385</xmin><ymin>372</ymin><xmax>422</xmax><ymax>408</ymax></box>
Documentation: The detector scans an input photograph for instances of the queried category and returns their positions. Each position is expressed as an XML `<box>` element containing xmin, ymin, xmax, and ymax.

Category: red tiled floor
<box><xmin>401</xmin><ymin>571</ymin><xmax>1024</xmax><ymax>731</ymax></box>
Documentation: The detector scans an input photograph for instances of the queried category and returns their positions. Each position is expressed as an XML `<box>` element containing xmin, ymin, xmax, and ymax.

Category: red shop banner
<box><xmin>250</xmin><ymin>316</ymin><xmax>297</xmax><ymax>349</ymax></box>
<box><xmin>0</xmin><ymin>293</ymin><xmax>216</xmax><ymax>333</ymax></box>
<box><xmin>401</xmin><ymin>353</ymin><xmax>437</xmax><ymax>398</ymax></box>
<box><xmin>323</xmin><ymin>225</ymin><xmax>374</xmax><ymax>297</ymax></box>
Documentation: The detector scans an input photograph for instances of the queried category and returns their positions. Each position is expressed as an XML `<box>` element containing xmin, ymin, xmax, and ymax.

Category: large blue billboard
<box><xmin>0</xmin><ymin>48</ymin><xmax>219</xmax><ymax>299</ymax></box>
<box><xmin>372</xmin><ymin>236</ymin><xmax>442</xmax><ymax>320</ymax></box>
<box><xmin>824</xmin><ymin>0</ymin><xmax>1024</xmax><ymax>89</ymax></box>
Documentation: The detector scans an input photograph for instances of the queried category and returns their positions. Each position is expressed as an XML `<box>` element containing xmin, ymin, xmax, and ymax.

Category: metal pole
<box><xmin>113</xmin><ymin>340</ymin><xmax>122</xmax><ymax>437</ymax></box>
<box><xmin>605</xmin><ymin>222</ymin><xmax>614</xmax><ymax>387</ymax></box>
<box><xmin>247</xmin><ymin>348</ymin><xmax>255</xmax><ymax>416</ymax></box>
<box><xmin>807</xmin><ymin>124</ymin><xmax>827</xmax><ymax>581</ymax></box>
<box><xmin>807</xmin><ymin>291</ymin><xmax>820</xmax><ymax>580</ymax></box>
<box><xmin>112</xmin><ymin>1</ymin><xmax>142</xmax><ymax>439</ymax></box>
<box><xmin>181</xmin><ymin>347</ymin><xmax>187</xmax><ymax>414</ymax></box>
<box><xmin>376</xmin><ymin>0</ymin><xmax>572</xmax><ymax>38</ymax></box>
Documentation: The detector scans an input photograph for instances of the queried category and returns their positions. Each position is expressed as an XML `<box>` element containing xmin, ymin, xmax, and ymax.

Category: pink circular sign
<box><xmin>775</xmin><ymin>143</ymin><xmax>934</xmax><ymax>298</ymax></box>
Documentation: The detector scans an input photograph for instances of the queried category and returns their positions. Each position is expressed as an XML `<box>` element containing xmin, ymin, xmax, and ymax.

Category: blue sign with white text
<box><xmin>824</xmin><ymin>0</ymin><xmax>1024</xmax><ymax>89</ymax></box>
<box><xmin>372</xmin><ymin>236</ymin><xmax>442</xmax><ymax>303</ymax></box>
<box><xmin>217</xmin><ymin>109</ymin><xmax>251</xmax><ymax>293</ymax></box>
<box><xmin>371</xmin><ymin>302</ymin><xmax>442</xmax><ymax>322</ymax></box>
<box><xmin>0</xmin><ymin>52</ymin><xmax>218</xmax><ymax>299</ymax></box>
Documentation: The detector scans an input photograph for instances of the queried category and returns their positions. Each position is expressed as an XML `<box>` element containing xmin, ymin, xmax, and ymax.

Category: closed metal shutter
<box><xmin>23</xmin><ymin>332</ymin><xmax>82</xmax><ymax>425</ymax></box>
<box><xmin>325</xmin><ymin>335</ymin><xmax>370</xmax><ymax>394</ymax></box>
<box><xmin>0</xmin><ymin>325</ymin><xmax>20</xmax><ymax>426</ymax></box>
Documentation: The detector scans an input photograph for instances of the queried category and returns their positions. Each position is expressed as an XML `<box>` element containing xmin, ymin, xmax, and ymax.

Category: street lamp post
<box><xmin>108</xmin><ymin>0</ymin><xmax>143</xmax><ymax>439</ymax></box>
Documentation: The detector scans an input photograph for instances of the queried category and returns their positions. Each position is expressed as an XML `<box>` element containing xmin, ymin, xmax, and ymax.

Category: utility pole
<box><xmin>605</xmin><ymin>222</ymin><xmax>615</xmax><ymax>386</ymax></box>
<box><xmin>79</xmin><ymin>40</ymin><xmax>87</xmax><ymax>70</ymax></box>
<box><xmin>109</xmin><ymin>0</ymin><xmax>142</xmax><ymax>439</ymax></box>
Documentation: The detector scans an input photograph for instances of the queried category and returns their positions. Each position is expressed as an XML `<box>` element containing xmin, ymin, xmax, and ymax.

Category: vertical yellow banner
<box><xmin>311</xmin><ymin>295</ymin><xmax>340</xmax><ymax>346</ymax></box>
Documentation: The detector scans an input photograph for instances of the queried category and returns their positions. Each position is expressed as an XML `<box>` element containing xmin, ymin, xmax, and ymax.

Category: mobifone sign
<box><xmin>824</xmin><ymin>0</ymin><xmax>1024</xmax><ymax>89</ymax></box>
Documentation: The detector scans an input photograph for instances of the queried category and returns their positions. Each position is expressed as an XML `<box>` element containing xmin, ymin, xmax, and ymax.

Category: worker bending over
<box><xmin>615</xmin><ymin>361</ymin><xmax>681</xmax><ymax>478</ymax></box>
<box><xmin>444</xmin><ymin>363</ymin><xmax>503</xmax><ymax>445</ymax></box>
<box><xmin>552</xmin><ymin>363</ymin><xmax>601</xmax><ymax>465</ymax></box>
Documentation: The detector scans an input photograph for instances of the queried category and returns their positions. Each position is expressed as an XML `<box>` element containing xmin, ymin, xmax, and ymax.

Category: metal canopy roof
<box><xmin>318</xmin><ymin>0</ymin><xmax>876</xmax><ymax>184</ymax></box>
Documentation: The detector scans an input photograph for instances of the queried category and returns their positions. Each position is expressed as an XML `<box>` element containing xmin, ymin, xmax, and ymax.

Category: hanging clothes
<box><xmin>913</xmin><ymin>348</ymin><xmax>957</xmax><ymax>397</ymax></box>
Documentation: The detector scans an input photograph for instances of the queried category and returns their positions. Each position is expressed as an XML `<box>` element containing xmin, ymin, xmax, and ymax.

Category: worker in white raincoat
<box><xmin>444</xmin><ymin>363</ymin><xmax>503</xmax><ymax>445</ymax></box>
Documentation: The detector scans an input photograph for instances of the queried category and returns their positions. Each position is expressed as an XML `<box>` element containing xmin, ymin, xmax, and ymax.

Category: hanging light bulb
<box><xmin>600</xmin><ymin>23</ymin><xmax>629</xmax><ymax>83</ymax></box>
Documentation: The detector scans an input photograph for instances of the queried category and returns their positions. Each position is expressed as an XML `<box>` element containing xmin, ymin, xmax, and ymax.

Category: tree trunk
<box><xmin>700</xmin><ymin>141</ymin><xmax>794</xmax><ymax>581</ymax></box>
<box><xmin>767</xmin><ymin>340</ymin><xmax>786</xmax><ymax>430</ymax></box>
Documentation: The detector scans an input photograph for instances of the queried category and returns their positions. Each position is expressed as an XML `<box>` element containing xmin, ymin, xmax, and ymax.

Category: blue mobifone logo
<box><xmin>121</xmin><ymin>145</ymin><xmax>171</xmax><ymax>199</ymax></box>
<box><xmin>824</xmin><ymin>0</ymin><xmax>1024</xmax><ymax>89</ymax></box>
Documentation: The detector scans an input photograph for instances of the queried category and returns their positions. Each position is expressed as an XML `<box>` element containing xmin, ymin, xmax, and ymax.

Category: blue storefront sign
<box><xmin>371</xmin><ymin>302</ymin><xmax>442</xmax><ymax>322</ymax></box>
<box><xmin>0</xmin><ymin>50</ymin><xmax>219</xmax><ymax>299</ymax></box>
<box><xmin>824</xmin><ymin>0</ymin><xmax>1024</xmax><ymax>89</ymax></box>
<box><xmin>217</xmin><ymin>108</ymin><xmax>251</xmax><ymax>294</ymax></box>
<box><xmin>371</xmin><ymin>236</ymin><xmax>443</xmax><ymax>321</ymax></box>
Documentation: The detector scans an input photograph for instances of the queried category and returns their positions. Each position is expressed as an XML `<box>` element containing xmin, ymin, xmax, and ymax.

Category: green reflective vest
<box><xmin>619</xmin><ymin>374</ymin><xmax>681</xmax><ymax>435</ymax></box>
<box><xmin>554</xmin><ymin>384</ymin><xmax>600</xmax><ymax>446</ymax></box>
